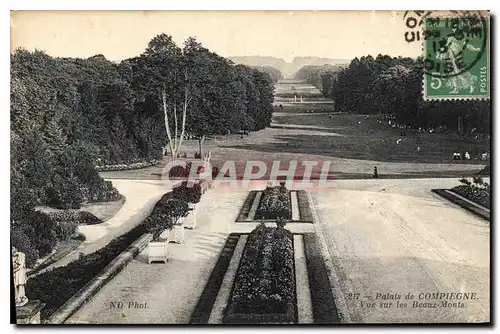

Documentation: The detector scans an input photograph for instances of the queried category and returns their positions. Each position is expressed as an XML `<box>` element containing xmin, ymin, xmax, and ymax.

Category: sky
<box><xmin>11</xmin><ymin>11</ymin><xmax>423</xmax><ymax>62</ymax></box>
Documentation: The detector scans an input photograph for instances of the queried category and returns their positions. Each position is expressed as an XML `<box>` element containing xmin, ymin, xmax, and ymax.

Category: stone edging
<box><xmin>45</xmin><ymin>233</ymin><xmax>153</xmax><ymax>324</ymax></box>
<box><xmin>432</xmin><ymin>189</ymin><xmax>490</xmax><ymax>221</ymax></box>
<box><xmin>307</xmin><ymin>191</ymin><xmax>352</xmax><ymax>323</ymax></box>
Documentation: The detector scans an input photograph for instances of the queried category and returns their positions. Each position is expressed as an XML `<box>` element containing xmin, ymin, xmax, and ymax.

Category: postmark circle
<box><xmin>423</xmin><ymin>12</ymin><xmax>488</xmax><ymax>79</ymax></box>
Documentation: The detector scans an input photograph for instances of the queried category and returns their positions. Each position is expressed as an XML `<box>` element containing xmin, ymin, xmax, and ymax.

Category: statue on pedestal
<box><xmin>12</xmin><ymin>247</ymin><xmax>28</xmax><ymax>307</ymax></box>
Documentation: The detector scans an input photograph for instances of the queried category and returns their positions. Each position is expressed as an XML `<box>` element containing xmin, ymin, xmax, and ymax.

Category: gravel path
<box><xmin>39</xmin><ymin>179</ymin><xmax>169</xmax><ymax>273</ymax></box>
<box><xmin>311</xmin><ymin>178</ymin><xmax>490</xmax><ymax>323</ymax></box>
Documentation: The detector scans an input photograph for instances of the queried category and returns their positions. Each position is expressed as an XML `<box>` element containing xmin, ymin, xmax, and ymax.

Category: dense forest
<box><xmin>294</xmin><ymin>64</ymin><xmax>345</xmax><ymax>97</ymax></box>
<box><xmin>250</xmin><ymin>66</ymin><xmax>283</xmax><ymax>83</ymax></box>
<box><xmin>11</xmin><ymin>34</ymin><xmax>275</xmax><ymax>266</ymax></box>
<box><xmin>296</xmin><ymin>55</ymin><xmax>490</xmax><ymax>134</ymax></box>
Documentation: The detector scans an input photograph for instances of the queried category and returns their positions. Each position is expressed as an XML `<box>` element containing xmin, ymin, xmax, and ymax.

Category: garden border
<box><xmin>432</xmin><ymin>189</ymin><xmax>490</xmax><ymax>221</ymax></box>
<box><xmin>190</xmin><ymin>233</ymin><xmax>241</xmax><ymax>324</ymax></box>
<box><xmin>303</xmin><ymin>233</ymin><xmax>340</xmax><ymax>324</ymax></box>
<box><xmin>191</xmin><ymin>231</ymin><xmax>338</xmax><ymax>324</ymax></box>
<box><xmin>46</xmin><ymin>233</ymin><xmax>153</xmax><ymax>324</ymax></box>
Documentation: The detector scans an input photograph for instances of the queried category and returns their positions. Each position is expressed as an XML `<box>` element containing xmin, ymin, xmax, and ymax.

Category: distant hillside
<box><xmin>229</xmin><ymin>56</ymin><xmax>350</xmax><ymax>78</ymax></box>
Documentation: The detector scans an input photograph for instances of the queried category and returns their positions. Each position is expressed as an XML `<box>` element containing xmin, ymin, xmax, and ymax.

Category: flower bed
<box><xmin>254</xmin><ymin>186</ymin><xmax>292</xmax><ymax>220</ymax></box>
<box><xmin>451</xmin><ymin>185</ymin><xmax>490</xmax><ymax>209</ymax></box>
<box><xmin>223</xmin><ymin>224</ymin><xmax>296</xmax><ymax>324</ymax></box>
<box><xmin>95</xmin><ymin>159</ymin><xmax>159</xmax><ymax>172</ymax></box>
<box><xmin>48</xmin><ymin>210</ymin><xmax>102</xmax><ymax>226</ymax></box>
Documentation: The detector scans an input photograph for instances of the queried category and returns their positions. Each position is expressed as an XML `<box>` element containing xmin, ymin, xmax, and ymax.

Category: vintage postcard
<box><xmin>10</xmin><ymin>10</ymin><xmax>490</xmax><ymax>325</ymax></box>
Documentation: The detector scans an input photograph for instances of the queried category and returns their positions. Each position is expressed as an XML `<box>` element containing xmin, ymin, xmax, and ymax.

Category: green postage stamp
<box><xmin>423</xmin><ymin>13</ymin><xmax>490</xmax><ymax>100</ymax></box>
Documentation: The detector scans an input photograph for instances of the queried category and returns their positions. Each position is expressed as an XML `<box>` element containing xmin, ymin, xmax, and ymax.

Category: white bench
<box><xmin>148</xmin><ymin>242</ymin><xmax>169</xmax><ymax>264</ymax></box>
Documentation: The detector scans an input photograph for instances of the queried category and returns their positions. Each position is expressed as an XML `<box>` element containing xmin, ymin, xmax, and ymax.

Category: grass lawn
<box><xmin>269</xmin><ymin>113</ymin><xmax>489</xmax><ymax>164</ymax></box>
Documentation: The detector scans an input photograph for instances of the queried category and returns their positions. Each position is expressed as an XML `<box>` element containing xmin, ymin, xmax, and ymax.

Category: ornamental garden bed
<box><xmin>191</xmin><ymin>229</ymin><xmax>339</xmax><ymax>324</ymax></box>
<box><xmin>236</xmin><ymin>189</ymin><xmax>313</xmax><ymax>223</ymax></box>
<box><xmin>432</xmin><ymin>189</ymin><xmax>490</xmax><ymax>221</ymax></box>
<box><xmin>254</xmin><ymin>185</ymin><xmax>292</xmax><ymax>220</ymax></box>
<box><xmin>223</xmin><ymin>225</ymin><xmax>297</xmax><ymax>324</ymax></box>
<box><xmin>432</xmin><ymin>177</ymin><xmax>490</xmax><ymax>222</ymax></box>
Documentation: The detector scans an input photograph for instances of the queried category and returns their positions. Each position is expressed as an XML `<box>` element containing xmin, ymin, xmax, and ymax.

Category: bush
<box><xmin>92</xmin><ymin>180</ymin><xmax>120</xmax><ymax>202</ymax></box>
<box><xmin>48</xmin><ymin>210</ymin><xmax>102</xmax><ymax>226</ymax></box>
<box><xmin>53</xmin><ymin>221</ymin><xmax>78</xmax><ymax>241</ymax></box>
<box><xmin>45</xmin><ymin>175</ymin><xmax>85</xmax><ymax>209</ymax></box>
<box><xmin>173</xmin><ymin>181</ymin><xmax>202</xmax><ymax>204</ymax></box>
<box><xmin>255</xmin><ymin>186</ymin><xmax>292</xmax><ymax>220</ymax></box>
<box><xmin>212</xmin><ymin>166</ymin><xmax>221</xmax><ymax>178</ymax></box>
<box><xmin>144</xmin><ymin>213</ymin><xmax>174</xmax><ymax>239</ymax></box>
<box><xmin>162</xmin><ymin>199</ymin><xmax>189</xmax><ymax>223</ymax></box>
<box><xmin>225</xmin><ymin>224</ymin><xmax>295</xmax><ymax>321</ymax></box>
<box><xmin>77</xmin><ymin>211</ymin><xmax>102</xmax><ymax>225</ymax></box>
<box><xmin>276</xmin><ymin>217</ymin><xmax>287</xmax><ymax>229</ymax></box>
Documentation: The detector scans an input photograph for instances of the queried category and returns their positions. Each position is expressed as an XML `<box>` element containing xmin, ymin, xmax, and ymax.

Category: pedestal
<box><xmin>148</xmin><ymin>241</ymin><xmax>169</xmax><ymax>264</ymax></box>
<box><xmin>170</xmin><ymin>224</ymin><xmax>185</xmax><ymax>244</ymax></box>
<box><xmin>16</xmin><ymin>300</ymin><xmax>45</xmax><ymax>324</ymax></box>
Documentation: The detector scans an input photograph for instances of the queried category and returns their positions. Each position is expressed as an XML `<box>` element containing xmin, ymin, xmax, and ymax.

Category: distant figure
<box><xmin>464</xmin><ymin>151</ymin><xmax>471</xmax><ymax>160</ymax></box>
<box><xmin>481</xmin><ymin>152</ymin><xmax>488</xmax><ymax>161</ymax></box>
<box><xmin>373</xmin><ymin>166</ymin><xmax>379</xmax><ymax>179</ymax></box>
<box><xmin>417</xmin><ymin>146</ymin><xmax>421</xmax><ymax>152</ymax></box>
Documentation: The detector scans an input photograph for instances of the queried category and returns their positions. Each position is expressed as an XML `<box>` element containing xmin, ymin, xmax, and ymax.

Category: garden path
<box><xmin>38</xmin><ymin>179</ymin><xmax>169</xmax><ymax>274</ymax></box>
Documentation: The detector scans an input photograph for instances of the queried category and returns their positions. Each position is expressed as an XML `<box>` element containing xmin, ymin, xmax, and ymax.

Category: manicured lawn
<box><xmin>270</xmin><ymin>113</ymin><xmax>489</xmax><ymax>164</ymax></box>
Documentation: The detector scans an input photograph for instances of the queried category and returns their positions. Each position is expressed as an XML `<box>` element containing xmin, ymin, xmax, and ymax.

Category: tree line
<box><xmin>294</xmin><ymin>64</ymin><xmax>346</xmax><ymax>97</ymax></box>
<box><xmin>294</xmin><ymin>55</ymin><xmax>490</xmax><ymax>135</ymax></box>
<box><xmin>330</xmin><ymin>55</ymin><xmax>490</xmax><ymax>134</ymax></box>
<box><xmin>11</xmin><ymin>34</ymin><xmax>275</xmax><ymax>265</ymax></box>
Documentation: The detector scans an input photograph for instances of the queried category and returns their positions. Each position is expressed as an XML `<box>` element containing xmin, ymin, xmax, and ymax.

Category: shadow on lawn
<box><xmin>220</xmin><ymin>133</ymin><xmax>488</xmax><ymax>165</ymax></box>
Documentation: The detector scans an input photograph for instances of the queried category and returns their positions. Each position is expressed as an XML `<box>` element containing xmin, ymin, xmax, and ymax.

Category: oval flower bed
<box><xmin>223</xmin><ymin>224</ymin><xmax>296</xmax><ymax>324</ymax></box>
<box><xmin>254</xmin><ymin>185</ymin><xmax>292</xmax><ymax>220</ymax></box>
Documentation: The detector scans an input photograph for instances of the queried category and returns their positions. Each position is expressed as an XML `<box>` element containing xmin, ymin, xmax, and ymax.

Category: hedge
<box><xmin>26</xmin><ymin>191</ymin><xmax>178</xmax><ymax>319</ymax></box>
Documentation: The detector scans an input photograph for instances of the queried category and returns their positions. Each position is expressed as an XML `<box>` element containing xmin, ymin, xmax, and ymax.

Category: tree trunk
<box><xmin>198</xmin><ymin>135</ymin><xmax>205</xmax><ymax>157</ymax></box>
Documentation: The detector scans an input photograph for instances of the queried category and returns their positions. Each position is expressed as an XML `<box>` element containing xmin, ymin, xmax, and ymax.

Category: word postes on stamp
<box><xmin>423</xmin><ymin>13</ymin><xmax>490</xmax><ymax>100</ymax></box>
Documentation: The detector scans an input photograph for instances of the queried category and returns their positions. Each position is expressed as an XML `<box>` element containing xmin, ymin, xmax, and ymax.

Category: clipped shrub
<box><xmin>144</xmin><ymin>213</ymin><xmax>174</xmax><ymax>239</ymax></box>
<box><xmin>276</xmin><ymin>217</ymin><xmax>287</xmax><ymax>229</ymax></box>
<box><xmin>162</xmin><ymin>199</ymin><xmax>189</xmax><ymax>224</ymax></box>
<box><xmin>212</xmin><ymin>166</ymin><xmax>221</xmax><ymax>178</ymax></box>
<box><xmin>173</xmin><ymin>181</ymin><xmax>202</xmax><ymax>204</ymax></box>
